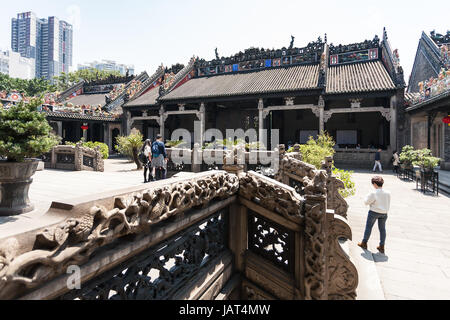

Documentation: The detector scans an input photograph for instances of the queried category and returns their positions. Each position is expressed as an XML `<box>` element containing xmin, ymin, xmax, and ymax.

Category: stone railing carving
<box><xmin>0</xmin><ymin>172</ymin><xmax>239</xmax><ymax>300</ymax></box>
<box><xmin>43</xmin><ymin>144</ymin><xmax>104</xmax><ymax>172</ymax></box>
<box><xmin>237</xmin><ymin>171</ymin><xmax>357</xmax><ymax>300</ymax></box>
<box><xmin>0</xmin><ymin>169</ymin><xmax>357</xmax><ymax>300</ymax></box>
<box><xmin>275</xmin><ymin>153</ymin><xmax>348</xmax><ymax>218</ymax></box>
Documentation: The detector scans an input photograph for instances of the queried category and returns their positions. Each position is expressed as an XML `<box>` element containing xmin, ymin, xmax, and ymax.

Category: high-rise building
<box><xmin>11</xmin><ymin>12</ymin><xmax>73</xmax><ymax>80</ymax></box>
<box><xmin>0</xmin><ymin>49</ymin><xmax>35</xmax><ymax>80</ymax></box>
<box><xmin>78</xmin><ymin>60</ymin><xmax>135</xmax><ymax>76</ymax></box>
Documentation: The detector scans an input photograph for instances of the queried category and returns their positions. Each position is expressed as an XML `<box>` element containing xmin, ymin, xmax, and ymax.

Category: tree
<box><xmin>0</xmin><ymin>98</ymin><xmax>60</xmax><ymax>162</ymax></box>
<box><xmin>0</xmin><ymin>73</ymin><xmax>54</xmax><ymax>97</ymax></box>
<box><xmin>53</xmin><ymin>69</ymin><xmax>123</xmax><ymax>91</ymax></box>
<box><xmin>115</xmin><ymin>129</ymin><xmax>144</xmax><ymax>169</ymax></box>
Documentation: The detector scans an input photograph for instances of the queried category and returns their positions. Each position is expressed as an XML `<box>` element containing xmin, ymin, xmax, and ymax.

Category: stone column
<box><xmin>389</xmin><ymin>96</ymin><xmax>397</xmax><ymax>151</ymax></box>
<box><xmin>258</xmin><ymin>99</ymin><xmax>264</xmax><ymax>144</ymax></box>
<box><xmin>103</xmin><ymin>123</ymin><xmax>111</xmax><ymax>152</ymax></box>
<box><xmin>199</xmin><ymin>103</ymin><xmax>206</xmax><ymax>147</ymax></box>
<box><xmin>56</xmin><ymin>121</ymin><xmax>63</xmax><ymax>138</ymax></box>
<box><xmin>318</xmin><ymin>96</ymin><xmax>325</xmax><ymax>134</ymax></box>
<box><xmin>159</xmin><ymin>105</ymin><xmax>166</xmax><ymax>140</ymax></box>
<box><xmin>82</xmin><ymin>122</ymin><xmax>88</xmax><ymax>141</ymax></box>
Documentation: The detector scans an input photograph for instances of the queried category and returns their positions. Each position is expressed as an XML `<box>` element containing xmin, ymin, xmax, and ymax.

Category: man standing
<box><xmin>358</xmin><ymin>176</ymin><xmax>391</xmax><ymax>254</ymax></box>
<box><xmin>373</xmin><ymin>149</ymin><xmax>383</xmax><ymax>173</ymax></box>
<box><xmin>151</xmin><ymin>134</ymin><xmax>168</xmax><ymax>181</ymax></box>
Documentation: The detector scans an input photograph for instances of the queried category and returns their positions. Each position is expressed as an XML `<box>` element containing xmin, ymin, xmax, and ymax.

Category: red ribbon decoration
<box><xmin>443</xmin><ymin>115</ymin><xmax>450</xmax><ymax>124</ymax></box>
<box><xmin>81</xmin><ymin>125</ymin><xmax>89</xmax><ymax>131</ymax></box>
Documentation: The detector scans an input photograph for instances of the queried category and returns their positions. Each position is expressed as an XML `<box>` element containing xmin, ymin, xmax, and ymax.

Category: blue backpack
<box><xmin>152</xmin><ymin>142</ymin><xmax>161</xmax><ymax>157</ymax></box>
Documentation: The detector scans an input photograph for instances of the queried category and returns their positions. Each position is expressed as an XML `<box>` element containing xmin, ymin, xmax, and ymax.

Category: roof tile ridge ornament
<box><xmin>381</xmin><ymin>27</ymin><xmax>406</xmax><ymax>88</ymax></box>
<box><xmin>124</xmin><ymin>65</ymin><xmax>166</xmax><ymax>105</ymax></box>
<box><xmin>56</xmin><ymin>80</ymin><xmax>86</xmax><ymax>103</ymax></box>
<box><xmin>159</xmin><ymin>56</ymin><xmax>197</xmax><ymax>97</ymax></box>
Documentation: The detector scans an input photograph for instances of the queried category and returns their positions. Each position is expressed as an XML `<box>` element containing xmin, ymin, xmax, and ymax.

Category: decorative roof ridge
<box><xmin>124</xmin><ymin>65</ymin><xmax>165</xmax><ymax>105</ymax></box>
<box><xmin>328</xmin><ymin>35</ymin><xmax>380</xmax><ymax>55</ymax></box>
<box><xmin>56</xmin><ymin>80</ymin><xmax>85</xmax><ymax>103</ymax></box>
<box><xmin>380</xmin><ymin>27</ymin><xmax>406</xmax><ymax>88</ymax></box>
<box><xmin>159</xmin><ymin>56</ymin><xmax>197</xmax><ymax>96</ymax></box>
<box><xmin>421</xmin><ymin>31</ymin><xmax>441</xmax><ymax>57</ymax></box>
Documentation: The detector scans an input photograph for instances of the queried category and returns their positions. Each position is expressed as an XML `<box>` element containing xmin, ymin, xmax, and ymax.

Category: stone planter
<box><xmin>0</xmin><ymin>159</ymin><xmax>39</xmax><ymax>216</ymax></box>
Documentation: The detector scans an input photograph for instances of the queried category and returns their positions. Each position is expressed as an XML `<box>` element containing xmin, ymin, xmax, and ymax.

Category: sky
<box><xmin>1</xmin><ymin>0</ymin><xmax>449</xmax><ymax>83</ymax></box>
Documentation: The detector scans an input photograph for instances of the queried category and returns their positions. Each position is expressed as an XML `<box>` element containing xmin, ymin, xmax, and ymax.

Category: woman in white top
<box><xmin>142</xmin><ymin>139</ymin><xmax>153</xmax><ymax>183</ymax></box>
<box><xmin>392</xmin><ymin>150</ymin><xmax>400</xmax><ymax>174</ymax></box>
<box><xmin>358</xmin><ymin>176</ymin><xmax>391</xmax><ymax>254</ymax></box>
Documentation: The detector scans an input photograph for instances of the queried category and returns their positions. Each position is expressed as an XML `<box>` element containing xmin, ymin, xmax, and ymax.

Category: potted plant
<box><xmin>412</xmin><ymin>148</ymin><xmax>440</xmax><ymax>177</ymax></box>
<box><xmin>0</xmin><ymin>98</ymin><xmax>60</xmax><ymax>216</ymax></box>
<box><xmin>399</xmin><ymin>145</ymin><xmax>416</xmax><ymax>170</ymax></box>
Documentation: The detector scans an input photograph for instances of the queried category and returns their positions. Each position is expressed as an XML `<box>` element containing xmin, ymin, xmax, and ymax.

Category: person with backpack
<box><xmin>139</xmin><ymin>139</ymin><xmax>153</xmax><ymax>183</ymax></box>
<box><xmin>151</xmin><ymin>134</ymin><xmax>168</xmax><ymax>181</ymax></box>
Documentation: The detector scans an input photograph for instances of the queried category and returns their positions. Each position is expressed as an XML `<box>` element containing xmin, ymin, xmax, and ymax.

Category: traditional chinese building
<box><xmin>41</xmin><ymin>71</ymin><xmax>157</xmax><ymax>151</ymax></box>
<box><xmin>125</xmin><ymin>29</ymin><xmax>405</xmax><ymax>168</ymax></box>
<box><xmin>404</xmin><ymin>30</ymin><xmax>450</xmax><ymax>170</ymax></box>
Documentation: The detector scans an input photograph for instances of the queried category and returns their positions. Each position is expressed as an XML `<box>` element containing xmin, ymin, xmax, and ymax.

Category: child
<box><xmin>358</xmin><ymin>176</ymin><xmax>391</xmax><ymax>254</ymax></box>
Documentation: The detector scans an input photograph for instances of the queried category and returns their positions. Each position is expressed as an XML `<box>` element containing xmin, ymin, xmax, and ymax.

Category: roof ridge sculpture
<box><xmin>159</xmin><ymin>56</ymin><xmax>197</xmax><ymax>97</ymax></box>
<box><xmin>124</xmin><ymin>65</ymin><xmax>165</xmax><ymax>105</ymax></box>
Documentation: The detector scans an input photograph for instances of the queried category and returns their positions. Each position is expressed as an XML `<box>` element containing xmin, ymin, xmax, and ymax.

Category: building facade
<box><xmin>0</xmin><ymin>50</ymin><xmax>35</xmax><ymax>79</ymax></box>
<box><xmin>11</xmin><ymin>11</ymin><xmax>73</xmax><ymax>80</ymax></box>
<box><xmin>78</xmin><ymin>60</ymin><xmax>135</xmax><ymax>76</ymax></box>
<box><xmin>122</xmin><ymin>29</ymin><xmax>405</xmax><ymax>169</ymax></box>
<box><xmin>404</xmin><ymin>30</ymin><xmax>450</xmax><ymax>170</ymax></box>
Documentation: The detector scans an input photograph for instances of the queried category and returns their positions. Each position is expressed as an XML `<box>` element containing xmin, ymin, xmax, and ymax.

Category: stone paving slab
<box><xmin>347</xmin><ymin>170</ymin><xmax>450</xmax><ymax>300</ymax></box>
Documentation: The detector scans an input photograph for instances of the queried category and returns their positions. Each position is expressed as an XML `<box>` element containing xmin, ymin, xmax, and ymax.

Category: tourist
<box><xmin>141</xmin><ymin>139</ymin><xmax>153</xmax><ymax>183</ymax></box>
<box><xmin>373</xmin><ymin>149</ymin><xmax>383</xmax><ymax>173</ymax></box>
<box><xmin>358</xmin><ymin>176</ymin><xmax>391</xmax><ymax>254</ymax></box>
<box><xmin>151</xmin><ymin>134</ymin><xmax>168</xmax><ymax>181</ymax></box>
<box><xmin>392</xmin><ymin>150</ymin><xmax>400</xmax><ymax>174</ymax></box>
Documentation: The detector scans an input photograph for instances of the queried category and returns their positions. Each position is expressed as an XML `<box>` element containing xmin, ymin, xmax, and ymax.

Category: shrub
<box><xmin>166</xmin><ymin>140</ymin><xmax>186</xmax><ymax>148</ymax></box>
<box><xmin>115</xmin><ymin>129</ymin><xmax>144</xmax><ymax>169</ymax></box>
<box><xmin>0</xmin><ymin>98</ymin><xmax>60</xmax><ymax>162</ymax></box>
<box><xmin>296</xmin><ymin>132</ymin><xmax>335</xmax><ymax>169</ymax></box>
<box><xmin>65</xmin><ymin>140</ymin><xmax>109</xmax><ymax>159</ymax></box>
<box><xmin>332</xmin><ymin>167</ymin><xmax>356</xmax><ymax>198</ymax></box>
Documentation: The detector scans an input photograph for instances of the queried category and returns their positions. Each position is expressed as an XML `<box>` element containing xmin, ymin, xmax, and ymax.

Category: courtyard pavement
<box><xmin>347</xmin><ymin>169</ymin><xmax>450</xmax><ymax>300</ymax></box>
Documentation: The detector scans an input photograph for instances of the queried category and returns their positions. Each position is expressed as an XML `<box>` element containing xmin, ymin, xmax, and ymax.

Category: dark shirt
<box><xmin>152</xmin><ymin>141</ymin><xmax>167</xmax><ymax>158</ymax></box>
<box><xmin>375</xmin><ymin>152</ymin><xmax>381</xmax><ymax>161</ymax></box>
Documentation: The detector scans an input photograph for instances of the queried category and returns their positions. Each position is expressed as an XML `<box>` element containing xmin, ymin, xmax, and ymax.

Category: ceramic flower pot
<box><xmin>0</xmin><ymin>159</ymin><xmax>39</xmax><ymax>216</ymax></box>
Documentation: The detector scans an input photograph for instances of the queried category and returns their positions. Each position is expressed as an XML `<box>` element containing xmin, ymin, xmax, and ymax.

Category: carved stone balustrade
<box><xmin>43</xmin><ymin>144</ymin><xmax>104</xmax><ymax>172</ymax></box>
<box><xmin>275</xmin><ymin>153</ymin><xmax>349</xmax><ymax>219</ymax></box>
<box><xmin>0</xmin><ymin>169</ymin><xmax>357</xmax><ymax>300</ymax></box>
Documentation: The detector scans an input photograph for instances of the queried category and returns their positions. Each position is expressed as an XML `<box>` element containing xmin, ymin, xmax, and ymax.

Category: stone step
<box><xmin>346</xmin><ymin>240</ymin><xmax>385</xmax><ymax>300</ymax></box>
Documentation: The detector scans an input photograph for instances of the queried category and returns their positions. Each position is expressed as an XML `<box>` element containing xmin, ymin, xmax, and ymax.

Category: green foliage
<box><xmin>115</xmin><ymin>130</ymin><xmax>144</xmax><ymax>158</ymax></box>
<box><xmin>65</xmin><ymin>140</ymin><xmax>109</xmax><ymax>159</ymax></box>
<box><xmin>0</xmin><ymin>73</ymin><xmax>55</xmax><ymax>97</ymax></box>
<box><xmin>400</xmin><ymin>145</ymin><xmax>440</xmax><ymax>169</ymax></box>
<box><xmin>399</xmin><ymin>145</ymin><xmax>416</xmax><ymax>165</ymax></box>
<box><xmin>411</xmin><ymin>148</ymin><xmax>440</xmax><ymax>169</ymax></box>
<box><xmin>296</xmin><ymin>132</ymin><xmax>335</xmax><ymax>169</ymax></box>
<box><xmin>53</xmin><ymin>69</ymin><xmax>123</xmax><ymax>91</ymax></box>
<box><xmin>0</xmin><ymin>98</ymin><xmax>60</xmax><ymax>162</ymax></box>
<box><xmin>332</xmin><ymin>167</ymin><xmax>356</xmax><ymax>198</ymax></box>
<box><xmin>166</xmin><ymin>140</ymin><xmax>186</xmax><ymax>148</ymax></box>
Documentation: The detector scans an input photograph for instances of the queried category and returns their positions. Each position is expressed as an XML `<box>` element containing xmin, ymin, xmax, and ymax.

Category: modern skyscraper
<box><xmin>11</xmin><ymin>12</ymin><xmax>73</xmax><ymax>80</ymax></box>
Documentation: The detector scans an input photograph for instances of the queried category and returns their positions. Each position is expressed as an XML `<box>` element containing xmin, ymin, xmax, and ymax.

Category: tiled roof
<box><xmin>161</xmin><ymin>64</ymin><xmax>320</xmax><ymax>101</ymax></box>
<box><xmin>326</xmin><ymin>61</ymin><xmax>396</xmax><ymax>94</ymax></box>
<box><xmin>124</xmin><ymin>86</ymin><xmax>160</xmax><ymax>107</ymax></box>
<box><xmin>45</xmin><ymin>111</ymin><xmax>120</xmax><ymax>122</ymax></box>
<box><xmin>66</xmin><ymin>93</ymin><xmax>107</xmax><ymax>107</ymax></box>
<box><xmin>404</xmin><ymin>92</ymin><xmax>421</xmax><ymax>103</ymax></box>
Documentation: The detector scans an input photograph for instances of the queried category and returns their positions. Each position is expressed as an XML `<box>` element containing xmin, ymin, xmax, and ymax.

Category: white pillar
<box><xmin>258</xmin><ymin>99</ymin><xmax>264</xmax><ymax>144</ymax></box>
<box><xmin>56</xmin><ymin>121</ymin><xmax>63</xmax><ymax>138</ymax></box>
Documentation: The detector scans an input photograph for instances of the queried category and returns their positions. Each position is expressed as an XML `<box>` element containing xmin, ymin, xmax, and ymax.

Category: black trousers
<box><xmin>143</xmin><ymin>162</ymin><xmax>153</xmax><ymax>181</ymax></box>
